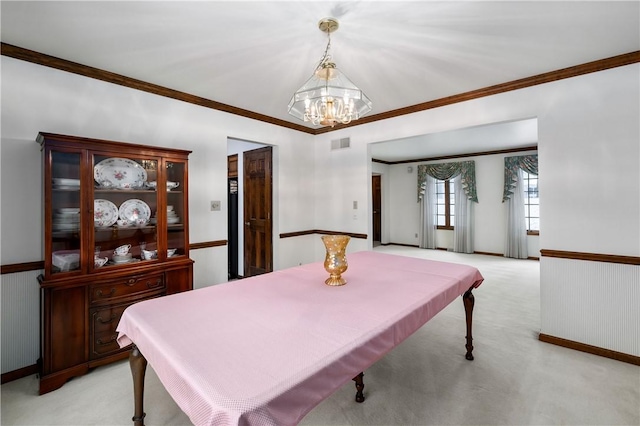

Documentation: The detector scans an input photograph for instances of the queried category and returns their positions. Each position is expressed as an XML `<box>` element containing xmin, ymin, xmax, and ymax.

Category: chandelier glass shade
<box><xmin>288</xmin><ymin>18</ymin><xmax>372</xmax><ymax>127</ymax></box>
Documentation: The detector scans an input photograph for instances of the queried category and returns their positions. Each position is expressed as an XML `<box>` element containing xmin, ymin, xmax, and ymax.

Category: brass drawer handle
<box><xmin>96</xmin><ymin>313</ymin><xmax>119</xmax><ymax>324</ymax></box>
<box><xmin>96</xmin><ymin>288</ymin><xmax>116</xmax><ymax>298</ymax></box>
<box><xmin>96</xmin><ymin>334</ymin><xmax>117</xmax><ymax>346</ymax></box>
<box><xmin>147</xmin><ymin>279</ymin><xmax>162</xmax><ymax>289</ymax></box>
<box><xmin>125</xmin><ymin>278</ymin><xmax>137</xmax><ymax>286</ymax></box>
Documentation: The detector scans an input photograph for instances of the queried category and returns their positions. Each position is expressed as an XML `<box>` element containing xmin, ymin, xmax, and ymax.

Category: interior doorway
<box><xmin>227</xmin><ymin>139</ymin><xmax>273</xmax><ymax>279</ymax></box>
<box><xmin>243</xmin><ymin>146</ymin><xmax>273</xmax><ymax>276</ymax></box>
<box><xmin>372</xmin><ymin>174</ymin><xmax>382</xmax><ymax>244</ymax></box>
<box><xmin>227</xmin><ymin>154</ymin><xmax>239</xmax><ymax>279</ymax></box>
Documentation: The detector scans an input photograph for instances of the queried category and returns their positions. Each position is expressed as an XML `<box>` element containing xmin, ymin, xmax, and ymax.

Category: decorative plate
<box><xmin>94</xmin><ymin>158</ymin><xmax>147</xmax><ymax>188</ymax></box>
<box><xmin>94</xmin><ymin>199</ymin><xmax>118</xmax><ymax>227</ymax></box>
<box><xmin>119</xmin><ymin>199</ymin><xmax>151</xmax><ymax>223</ymax></box>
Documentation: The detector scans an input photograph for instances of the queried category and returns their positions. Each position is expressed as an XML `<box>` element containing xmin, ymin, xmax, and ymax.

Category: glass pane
<box><xmin>51</xmin><ymin>151</ymin><xmax>81</xmax><ymax>274</ymax></box>
<box><xmin>437</xmin><ymin>205</ymin><xmax>445</xmax><ymax>215</ymax></box>
<box><xmin>436</xmin><ymin>181</ymin><xmax>444</xmax><ymax>193</ymax></box>
<box><xmin>93</xmin><ymin>154</ymin><xmax>158</xmax><ymax>267</ymax></box>
<box><xmin>530</xmin><ymin>205</ymin><xmax>539</xmax><ymax>217</ymax></box>
<box><xmin>530</xmin><ymin>218</ymin><xmax>540</xmax><ymax>231</ymax></box>
<box><xmin>450</xmin><ymin>205</ymin><xmax>455</xmax><ymax>216</ymax></box>
<box><xmin>436</xmin><ymin>193</ymin><xmax>444</xmax><ymax>202</ymax></box>
<box><xmin>166</xmin><ymin>161</ymin><xmax>186</xmax><ymax>258</ymax></box>
<box><xmin>437</xmin><ymin>215</ymin><xmax>445</xmax><ymax>226</ymax></box>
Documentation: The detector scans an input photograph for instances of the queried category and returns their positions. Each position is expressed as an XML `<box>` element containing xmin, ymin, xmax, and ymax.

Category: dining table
<box><xmin>116</xmin><ymin>250</ymin><xmax>484</xmax><ymax>426</ymax></box>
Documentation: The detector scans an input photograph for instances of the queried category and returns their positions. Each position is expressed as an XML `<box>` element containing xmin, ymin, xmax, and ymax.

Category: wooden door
<box><xmin>243</xmin><ymin>147</ymin><xmax>273</xmax><ymax>276</ymax></box>
<box><xmin>372</xmin><ymin>175</ymin><xmax>382</xmax><ymax>242</ymax></box>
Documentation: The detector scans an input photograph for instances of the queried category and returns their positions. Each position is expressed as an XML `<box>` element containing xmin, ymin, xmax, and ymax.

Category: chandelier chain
<box><xmin>316</xmin><ymin>30</ymin><xmax>332</xmax><ymax>70</ymax></box>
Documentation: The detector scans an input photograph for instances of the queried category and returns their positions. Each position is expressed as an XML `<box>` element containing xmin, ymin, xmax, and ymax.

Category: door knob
<box><xmin>245</xmin><ymin>222</ymin><xmax>250</xmax><ymax>226</ymax></box>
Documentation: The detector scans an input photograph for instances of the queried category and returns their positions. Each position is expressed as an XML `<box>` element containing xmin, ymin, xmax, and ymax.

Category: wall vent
<box><xmin>331</xmin><ymin>137</ymin><xmax>351</xmax><ymax>150</ymax></box>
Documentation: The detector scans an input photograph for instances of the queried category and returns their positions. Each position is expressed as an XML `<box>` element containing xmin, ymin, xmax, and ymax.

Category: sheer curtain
<box><xmin>417</xmin><ymin>161</ymin><xmax>478</xmax><ymax>252</ymax></box>
<box><xmin>419</xmin><ymin>174</ymin><xmax>437</xmax><ymax>249</ymax></box>
<box><xmin>453</xmin><ymin>175</ymin><xmax>473</xmax><ymax>253</ymax></box>
<box><xmin>504</xmin><ymin>168</ymin><xmax>528</xmax><ymax>258</ymax></box>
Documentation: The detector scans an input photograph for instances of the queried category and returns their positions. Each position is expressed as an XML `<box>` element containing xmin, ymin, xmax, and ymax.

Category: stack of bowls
<box><xmin>53</xmin><ymin>208</ymin><xmax>80</xmax><ymax>232</ymax></box>
<box><xmin>167</xmin><ymin>206</ymin><xmax>180</xmax><ymax>225</ymax></box>
<box><xmin>52</xmin><ymin>178</ymin><xmax>80</xmax><ymax>190</ymax></box>
<box><xmin>150</xmin><ymin>206</ymin><xmax>180</xmax><ymax>225</ymax></box>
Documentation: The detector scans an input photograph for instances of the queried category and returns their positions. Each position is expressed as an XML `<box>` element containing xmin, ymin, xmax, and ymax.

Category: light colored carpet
<box><xmin>2</xmin><ymin>246</ymin><xmax>639</xmax><ymax>425</ymax></box>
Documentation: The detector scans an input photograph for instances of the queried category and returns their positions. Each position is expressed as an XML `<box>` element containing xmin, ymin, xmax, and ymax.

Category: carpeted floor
<box><xmin>2</xmin><ymin>246</ymin><xmax>639</xmax><ymax>425</ymax></box>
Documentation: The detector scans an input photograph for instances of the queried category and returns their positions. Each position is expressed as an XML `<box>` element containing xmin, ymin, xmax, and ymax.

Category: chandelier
<box><xmin>288</xmin><ymin>18</ymin><xmax>372</xmax><ymax>127</ymax></box>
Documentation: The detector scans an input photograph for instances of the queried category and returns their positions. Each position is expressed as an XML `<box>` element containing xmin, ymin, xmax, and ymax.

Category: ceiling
<box><xmin>370</xmin><ymin>117</ymin><xmax>538</xmax><ymax>163</ymax></box>
<box><xmin>1</xmin><ymin>1</ymin><xmax>638</xmax><ymax>160</ymax></box>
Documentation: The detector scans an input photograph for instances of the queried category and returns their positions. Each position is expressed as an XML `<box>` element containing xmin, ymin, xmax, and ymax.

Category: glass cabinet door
<box><xmin>50</xmin><ymin>151</ymin><xmax>82</xmax><ymax>275</ymax></box>
<box><xmin>92</xmin><ymin>154</ymin><xmax>159</xmax><ymax>268</ymax></box>
<box><xmin>165</xmin><ymin>160</ymin><xmax>186</xmax><ymax>259</ymax></box>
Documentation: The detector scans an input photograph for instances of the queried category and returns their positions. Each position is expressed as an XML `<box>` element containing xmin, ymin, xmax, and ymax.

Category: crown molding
<box><xmin>316</xmin><ymin>51</ymin><xmax>640</xmax><ymax>134</ymax></box>
<box><xmin>2</xmin><ymin>43</ymin><xmax>638</xmax><ymax>135</ymax></box>
<box><xmin>0</xmin><ymin>42</ymin><xmax>315</xmax><ymax>134</ymax></box>
<box><xmin>372</xmin><ymin>145</ymin><xmax>538</xmax><ymax>165</ymax></box>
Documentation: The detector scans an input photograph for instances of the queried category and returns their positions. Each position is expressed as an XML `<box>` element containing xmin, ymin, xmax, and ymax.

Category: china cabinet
<box><xmin>37</xmin><ymin>132</ymin><xmax>193</xmax><ymax>394</ymax></box>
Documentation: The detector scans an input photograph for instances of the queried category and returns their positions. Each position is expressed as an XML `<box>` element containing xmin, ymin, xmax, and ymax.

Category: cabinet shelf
<box><xmin>38</xmin><ymin>132</ymin><xmax>193</xmax><ymax>395</ymax></box>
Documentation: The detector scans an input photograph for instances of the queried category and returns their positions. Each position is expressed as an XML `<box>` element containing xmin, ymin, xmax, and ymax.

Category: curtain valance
<box><xmin>417</xmin><ymin>161</ymin><xmax>478</xmax><ymax>202</ymax></box>
<box><xmin>502</xmin><ymin>154</ymin><xmax>538</xmax><ymax>202</ymax></box>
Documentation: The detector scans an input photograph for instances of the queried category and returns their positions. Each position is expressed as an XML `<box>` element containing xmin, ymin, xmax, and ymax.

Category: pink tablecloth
<box><xmin>116</xmin><ymin>251</ymin><xmax>483</xmax><ymax>426</ymax></box>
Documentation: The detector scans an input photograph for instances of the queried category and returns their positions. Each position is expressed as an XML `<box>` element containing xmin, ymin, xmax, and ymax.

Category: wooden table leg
<box><xmin>130</xmin><ymin>344</ymin><xmax>148</xmax><ymax>426</ymax></box>
<box><xmin>353</xmin><ymin>372</ymin><xmax>365</xmax><ymax>403</ymax></box>
<box><xmin>463</xmin><ymin>288</ymin><xmax>475</xmax><ymax>360</ymax></box>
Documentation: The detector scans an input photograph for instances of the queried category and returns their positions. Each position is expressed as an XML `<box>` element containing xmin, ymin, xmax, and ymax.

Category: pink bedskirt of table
<box><xmin>117</xmin><ymin>250</ymin><xmax>483</xmax><ymax>426</ymax></box>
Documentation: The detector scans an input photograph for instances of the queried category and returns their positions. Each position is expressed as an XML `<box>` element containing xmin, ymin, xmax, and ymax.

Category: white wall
<box><xmin>384</xmin><ymin>150</ymin><xmax>540</xmax><ymax>256</ymax></box>
<box><xmin>311</xmin><ymin>64</ymin><xmax>639</xmax><ymax>356</ymax></box>
<box><xmin>0</xmin><ymin>56</ymin><xmax>317</xmax><ymax>280</ymax></box>
<box><xmin>312</xmin><ymin>65</ymin><xmax>639</xmax><ymax>257</ymax></box>
<box><xmin>0</xmin><ymin>56</ymin><xmax>317</xmax><ymax>373</ymax></box>
<box><xmin>1</xmin><ymin>56</ymin><xmax>638</xmax><ymax>374</ymax></box>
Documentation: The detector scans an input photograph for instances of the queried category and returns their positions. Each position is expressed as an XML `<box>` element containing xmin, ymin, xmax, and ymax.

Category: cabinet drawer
<box><xmin>90</xmin><ymin>304</ymin><xmax>129</xmax><ymax>359</ymax></box>
<box><xmin>90</xmin><ymin>274</ymin><xmax>165</xmax><ymax>305</ymax></box>
<box><xmin>89</xmin><ymin>296</ymin><xmax>164</xmax><ymax>359</ymax></box>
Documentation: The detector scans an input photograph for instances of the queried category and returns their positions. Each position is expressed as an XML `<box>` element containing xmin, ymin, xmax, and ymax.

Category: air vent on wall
<box><xmin>331</xmin><ymin>137</ymin><xmax>351</xmax><ymax>150</ymax></box>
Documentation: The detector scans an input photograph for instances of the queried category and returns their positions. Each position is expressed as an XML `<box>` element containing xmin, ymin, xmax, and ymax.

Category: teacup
<box><xmin>117</xmin><ymin>219</ymin><xmax>129</xmax><ymax>227</ymax></box>
<box><xmin>167</xmin><ymin>248</ymin><xmax>177</xmax><ymax>257</ymax></box>
<box><xmin>166</xmin><ymin>181</ymin><xmax>180</xmax><ymax>190</ymax></box>
<box><xmin>141</xmin><ymin>249</ymin><xmax>157</xmax><ymax>260</ymax></box>
<box><xmin>114</xmin><ymin>244</ymin><xmax>131</xmax><ymax>256</ymax></box>
<box><xmin>135</xmin><ymin>218</ymin><xmax>148</xmax><ymax>227</ymax></box>
<box><xmin>94</xmin><ymin>219</ymin><xmax>108</xmax><ymax>228</ymax></box>
<box><xmin>94</xmin><ymin>257</ymin><xmax>108</xmax><ymax>268</ymax></box>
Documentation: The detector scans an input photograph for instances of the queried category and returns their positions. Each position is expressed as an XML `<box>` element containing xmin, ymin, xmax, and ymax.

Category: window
<box><xmin>436</xmin><ymin>179</ymin><xmax>455</xmax><ymax>229</ymax></box>
<box><xmin>523</xmin><ymin>171</ymin><xmax>539</xmax><ymax>234</ymax></box>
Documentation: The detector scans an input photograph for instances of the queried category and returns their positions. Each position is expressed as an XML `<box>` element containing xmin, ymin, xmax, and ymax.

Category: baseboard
<box><xmin>539</xmin><ymin>333</ymin><xmax>640</xmax><ymax>366</ymax></box>
<box><xmin>473</xmin><ymin>250</ymin><xmax>539</xmax><ymax>260</ymax></box>
<box><xmin>383</xmin><ymin>245</ymin><xmax>539</xmax><ymax>260</ymax></box>
<box><xmin>1</xmin><ymin>363</ymin><xmax>38</xmax><ymax>384</ymax></box>
<box><xmin>386</xmin><ymin>242</ymin><xmax>420</xmax><ymax>248</ymax></box>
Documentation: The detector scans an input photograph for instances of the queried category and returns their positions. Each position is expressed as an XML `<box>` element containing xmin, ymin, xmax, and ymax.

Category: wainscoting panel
<box><xmin>1</xmin><ymin>270</ymin><xmax>41</xmax><ymax>374</ymax></box>
<box><xmin>540</xmin><ymin>257</ymin><xmax>639</xmax><ymax>357</ymax></box>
